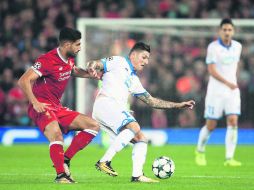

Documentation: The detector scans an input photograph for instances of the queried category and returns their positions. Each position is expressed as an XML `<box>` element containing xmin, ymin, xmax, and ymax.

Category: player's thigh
<box><xmin>44</xmin><ymin>120</ymin><xmax>64</xmax><ymax>142</ymax></box>
<box><xmin>124</xmin><ymin>121</ymin><xmax>141</xmax><ymax>134</ymax></box>
<box><xmin>93</xmin><ymin>97</ymin><xmax>136</xmax><ymax>134</ymax></box>
<box><xmin>68</xmin><ymin>114</ymin><xmax>99</xmax><ymax>131</ymax></box>
<box><xmin>204</xmin><ymin>93</ymin><xmax>224</xmax><ymax>120</ymax></box>
<box><xmin>225</xmin><ymin>89</ymin><xmax>241</xmax><ymax>120</ymax></box>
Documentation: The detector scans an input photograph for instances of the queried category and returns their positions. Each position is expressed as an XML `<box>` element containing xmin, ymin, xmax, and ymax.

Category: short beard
<box><xmin>66</xmin><ymin>51</ymin><xmax>76</xmax><ymax>58</ymax></box>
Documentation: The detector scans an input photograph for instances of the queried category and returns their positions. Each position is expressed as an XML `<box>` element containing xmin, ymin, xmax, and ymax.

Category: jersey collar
<box><xmin>125</xmin><ymin>56</ymin><xmax>136</xmax><ymax>75</ymax></box>
<box><xmin>57</xmin><ymin>47</ymin><xmax>68</xmax><ymax>63</ymax></box>
<box><xmin>218</xmin><ymin>38</ymin><xmax>231</xmax><ymax>50</ymax></box>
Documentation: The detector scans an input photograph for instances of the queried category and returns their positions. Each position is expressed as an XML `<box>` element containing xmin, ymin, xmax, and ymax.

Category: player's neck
<box><xmin>58</xmin><ymin>47</ymin><xmax>68</xmax><ymax>62</ymax></box>
<box><xmin>221</xmin><ymin>38</ymin><xmax>231</xmax><ymax>46</ymax></box>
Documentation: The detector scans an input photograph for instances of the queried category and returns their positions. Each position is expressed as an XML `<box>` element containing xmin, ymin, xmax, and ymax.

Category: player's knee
<box><xmin>89</xmin><ymin>119</ymin><xmax>100</xmax><ymax>132</ymax></box>
<box><xmin>51</xmin><ymin>131</ymin><xmax>63</xmax><ymax>142</ymax></box>
<box><xmin>126</xmin><ymin>122</ymin><xmax>141</xmax><ymax>134</ymax></box>
<box><xmin>227</xmin><ymin>117</ymin><xmax>238</xmax><ymax>126</ymax></box>
<box><xmin>132</xmin><ymin>132</ymin><xmax>148</xmax><ymax>143</ymax></box>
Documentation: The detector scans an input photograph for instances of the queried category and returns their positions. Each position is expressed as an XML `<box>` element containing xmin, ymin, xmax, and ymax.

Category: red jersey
<box><xmin>31</xmin><ymin>48</ymin><xmax>75</xmax><ymax>106</ymax></box>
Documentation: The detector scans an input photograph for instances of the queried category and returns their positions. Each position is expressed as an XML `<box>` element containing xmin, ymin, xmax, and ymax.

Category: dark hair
<box><xmin>220</xmin><ymin>18</ymin><xmax>234</xmax><ymax>27</ymax></box>
<box><xmin>59</xmin><ymin>27</ymin><xmax>81</xmax><ymax>42</ymax></box>
<box><xmin>129</xmin><ymin>42</ymin><xmax>150</xmax><ymax>55</ymax></box>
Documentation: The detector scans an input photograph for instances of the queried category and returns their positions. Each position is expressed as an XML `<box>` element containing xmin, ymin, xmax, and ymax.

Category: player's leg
<box><xmin>95</xmin><ymin>122</ymin><xmax>138</xmax><ymax>176</ymax></box>
<box><xmin>224</xmin><ymin>89</ymin><xmax>241</xmax><ymax>166</ymax></box>
<box><xmin>224</xmin><ymin>114</ymin><xmax>241</xmax><ymax>166</ymax></box>
<box><xmin>58</xmin><ymin>112</ymin><xmax>99</xmax><ymax>178</ymax></box>
<box><xmin>130</xmin><ymin>132</ymin><xmax>158</xmax><ymax>183</ymax></box>
<box><xmin>43</xmin><ymin>121</ymin><xmax>75</xmax><ymax>183</ymax></box>
<box><xmin>196</xmin><ymin>119</ymin><xmax>217</xmax><ymax>166</ymax></box>
<box><xmin>196</xmin><ymin>92</ymin><xmax>223</xmax><ymax>166</ymax></box>
<box><xmin>64</xmin><ymin>114</ymin><xmax>99</xmax><ymax>160</ymax></box>
<box><xmin>28</xmin><ymin>106</ymin><xmax>75</xmax><ymax>183</ymax></box>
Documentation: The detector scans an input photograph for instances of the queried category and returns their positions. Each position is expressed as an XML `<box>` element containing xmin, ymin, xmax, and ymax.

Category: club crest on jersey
<box><xmin>59</xmin><ymin>67</ymin><xmax>63</xmax><ymax>71</ymax></box>
<box><xmin>33</xmin><ymin>62</ymin><xmax>41</xmax><ymax>70</ymax></box>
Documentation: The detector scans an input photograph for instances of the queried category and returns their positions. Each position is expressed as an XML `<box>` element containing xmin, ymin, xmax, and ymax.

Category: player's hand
<box><xmin>88</xmin><ymin>67</ymin><xmax>98</xmax><ymax>78</ymax></box>
<box><xmin>226</xmin><ymin>82</ymin><xmax>238</xmax><ymax>90</ymax></box>
<box><xmin>178</xmin><ymin>100</ymin><xmax>195</xmax><ymax>109</ymax></box>
<box><xmin>32</xmin><ymin>101</ymin><xmax>51</xmax><ymax>113</ymax></box>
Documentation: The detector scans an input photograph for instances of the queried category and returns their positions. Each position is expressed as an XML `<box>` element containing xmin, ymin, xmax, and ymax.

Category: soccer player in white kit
<box><xmin>87</xmin><ymin>42</ymin><xmax>195</xmax><ymax>182</ymax></box>
<box><xmin>195</xmin><ymin>18</ymin><xmax>242</xmax><ymax>167</ymax></box>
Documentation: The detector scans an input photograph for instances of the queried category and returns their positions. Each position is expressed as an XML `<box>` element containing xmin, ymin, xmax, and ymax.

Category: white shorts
<box><xmin>204</xmin><ymin>88</ymin><xmax>241</xmax><ymax>119</ymax></box>
<box><xmin>92</xmin><ymin>96</ymin><xmax>136</xmax><ymax>134</ymax></box>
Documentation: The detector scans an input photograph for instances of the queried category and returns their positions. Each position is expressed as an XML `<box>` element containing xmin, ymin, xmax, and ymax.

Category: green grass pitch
<box><xmin>0</xmin><ymin>144</ymin><xmax>253</xmax><ymax>190</ymax></box>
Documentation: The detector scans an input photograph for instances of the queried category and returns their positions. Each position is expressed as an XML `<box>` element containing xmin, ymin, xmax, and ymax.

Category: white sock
<box><xmin>100</xmin><ymin>129</ymin><xmax>135</xmax><ymax>162</ymax></box>
<box><xmin>225</xmin><ymin>126</ymin><xmax>238</xmax><ymax>159</ymax></box>
<box><xmin>132</xmin><ymin>141</ymin><xmax>147</xmax><ymax>177</ymax></box>
<box><xmin>197</xmin><ymin>125</ymin><xmax>211</xmax><ymax>152</ymax></box>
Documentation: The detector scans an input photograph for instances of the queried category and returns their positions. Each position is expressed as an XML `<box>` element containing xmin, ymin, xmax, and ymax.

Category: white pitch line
<box><xmin>179</xmin><ymin>175</ymin><xmax>253</xmax><ymax>179</ymax></box>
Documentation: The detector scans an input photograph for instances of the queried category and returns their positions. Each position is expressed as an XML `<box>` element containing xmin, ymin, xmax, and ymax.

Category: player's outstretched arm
<box><xmin>71</xmin><ymin>60</ymin><xmax>103</xmax><ymax>79</ymax></box>
<box><xmin>136</xmin><ymin>92</ymin><xmax>195</xmax><ymax>109</ymax></box>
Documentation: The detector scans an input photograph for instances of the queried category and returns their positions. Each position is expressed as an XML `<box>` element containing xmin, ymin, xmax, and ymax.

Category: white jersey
<box><xmin>204</xmin><ymin>38</ymin><xmax>242</xmax><ymax>119</ymax></box>
<box><xmin>98</xmin><ymin>56</ymin><xmax>147</xmax><ymax>106</ymax></box>
<box><xmin>93</xmin><ymin>56</ymin><xmax>147</xmax><ymax>134</ymax></box>
<box><xmin>206</xmin><ymin>38</ymin><xmax>242</xmax><ymax>93</ymax></box>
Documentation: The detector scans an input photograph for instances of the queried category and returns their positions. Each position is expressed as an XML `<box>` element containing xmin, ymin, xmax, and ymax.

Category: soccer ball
<box><xmin>152</xmin><ymin>156</ymin><xmax>175</xmax><ymax>179</ymax></box>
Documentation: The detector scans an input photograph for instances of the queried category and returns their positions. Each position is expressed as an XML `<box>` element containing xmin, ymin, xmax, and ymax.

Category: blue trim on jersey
<box><xmin>117</xmin><ymin>118</ymin><xmax>136</xmax><ymax>134</ymax></box>
<box><xmin>225</xmin><ymin>113</ymin><xmax>241</xmax><ymax>116</ymax></box>
<box><xmin>133</xmin><ymin>92</ymin><xmax>147</xmax><ymax>97</ymax></box>
<box><xmin>204</xmin><ymin>116</ymin><xmax>221</xmax><ymax>120</ymax></box>
<box><xmin>218</xmin><ymin>38</ymin><xmax>231</xmax><ymax>49</ymax></box>
<box><xmin>101</xmin><ymin>58</ymin><xmax>107</xmax><ymax>72</ymax></box>
<box><xmin>125</xmin><ymin>56</ymin><xmax>136</xmax><ymax>75</ymax></box>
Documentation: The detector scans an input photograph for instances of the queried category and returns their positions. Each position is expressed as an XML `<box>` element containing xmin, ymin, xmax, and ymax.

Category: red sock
<box><xmin>65</xmin><ymin>130</ymin><xmax>96</xmax><ymax>159</ymax></box>
<box><xmin>50</xmin><ymin>142</ymin><xmax>65</xmax><ymax>174</ymax></box>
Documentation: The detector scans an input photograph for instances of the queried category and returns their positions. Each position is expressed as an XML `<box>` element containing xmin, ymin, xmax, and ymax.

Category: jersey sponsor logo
<box><xmin>58</xmin><ymin>71</ymin><xmax>71</xmax><ymax>81</ymax></box>
<box><xmin>33</xmin><ymin>62</ymin><xmax>41</xmax><ymax>70</ymax></box>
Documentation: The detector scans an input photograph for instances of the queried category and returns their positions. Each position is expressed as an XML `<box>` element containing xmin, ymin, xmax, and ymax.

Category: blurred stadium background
<box><xmin>1</xmin><ymin>0</ymin><xmax>254</xmax><ymax>146</ymax></box>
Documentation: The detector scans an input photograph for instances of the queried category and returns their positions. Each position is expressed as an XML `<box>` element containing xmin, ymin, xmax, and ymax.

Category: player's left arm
<box><xmin>136</xmin><ymin>91</ymin><xmax>195</xmax><ymax>109</ymax></box>
<box><xmin>71</xmin><ymin>60</ymin><xmax>103</xmax><ymax>79</ymax></box>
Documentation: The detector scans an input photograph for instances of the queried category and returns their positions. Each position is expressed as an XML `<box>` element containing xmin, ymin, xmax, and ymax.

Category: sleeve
<box><xmin>238</xmin><ymin>43</ymin><xmax>242</xmax><ymax>62</ymax></box>
<box><xmin>205</xmin><ymin>44</ymin><xmax>216</xmax><ymax>65</ymax></box>
<box><xmin>100</xmin><ymin>56</ymin><xmax>121</xmax><ymax>72</ymax></box>
<box><xmin>129</xmin><ymin>75</ymin><xmax>147</xmax><ymax>97</ymax></box>
<box><xmin>31</xmin><ymin>57</ymin><xmax>49</xmax><ymax>77</ymax></box>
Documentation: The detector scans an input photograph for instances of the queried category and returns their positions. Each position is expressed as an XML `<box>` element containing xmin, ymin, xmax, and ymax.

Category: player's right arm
<box><xmin>18</xmin><ymin>69</ymin><xmax>50</xmax><ymax>113</ymax></box>
<box><xmin>206</xmin><ymin>43</ymin><xmax>238</xmax><ymax>90</ymax></box>
<box><xmin>136</xmin><ymin>91</ymin><xmax>195</xmax><ymax>110</ymax></box>
<box><xmin>207</xmin><ymin>64</ymin><xmax>238</xmax><ymax>90</ymax></box>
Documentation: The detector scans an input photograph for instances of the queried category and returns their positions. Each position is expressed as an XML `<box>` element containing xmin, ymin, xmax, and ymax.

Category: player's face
<box><xmin>132</xmin><ymin>50</ymin><xmax>150</xmax><ymax>71</ymax></box>
<box><xmin>219</xmin><ymin>24</ymin><xmax>234</xmax><ymax>42</ymax></box>
<box><xmin>66</xmin><ymin>40</ymin><xmax>81</xmax><ymax>57</ymax></box>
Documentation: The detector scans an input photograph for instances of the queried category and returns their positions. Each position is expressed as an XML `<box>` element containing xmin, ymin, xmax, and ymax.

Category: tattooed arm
<box><xmin>71</xmin><ymin>60</ymin><xmax>103</xmax><ymax>79</ymax></box>
<box><xmin>137</xmin><ymin>92</ymin><xmax>195</xmax><ymax>109</ymax></box>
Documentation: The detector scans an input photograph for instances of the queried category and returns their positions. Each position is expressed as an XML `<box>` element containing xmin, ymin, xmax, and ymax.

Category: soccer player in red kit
<box><xmin>18</xmin><ymin>27</ymin><xmax>100</xmax><ymax>183</ymax></box>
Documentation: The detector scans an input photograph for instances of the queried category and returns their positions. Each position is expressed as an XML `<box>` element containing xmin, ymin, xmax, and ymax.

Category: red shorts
<box><xmin>28</xmin><ymin>104</ymin><xmax>80</xmax><ymax>134</ymax></box>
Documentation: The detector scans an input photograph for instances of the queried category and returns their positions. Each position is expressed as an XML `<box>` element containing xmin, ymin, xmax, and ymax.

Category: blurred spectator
<box><xmin>1</xmin><ymin>0</ymin><xmax>254</xmax><ymax>128</ymax></box>
<box><xmin>151</xmin><ymin>110</ymin><xmax>168</xmax><ymax>129</ymax></box>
